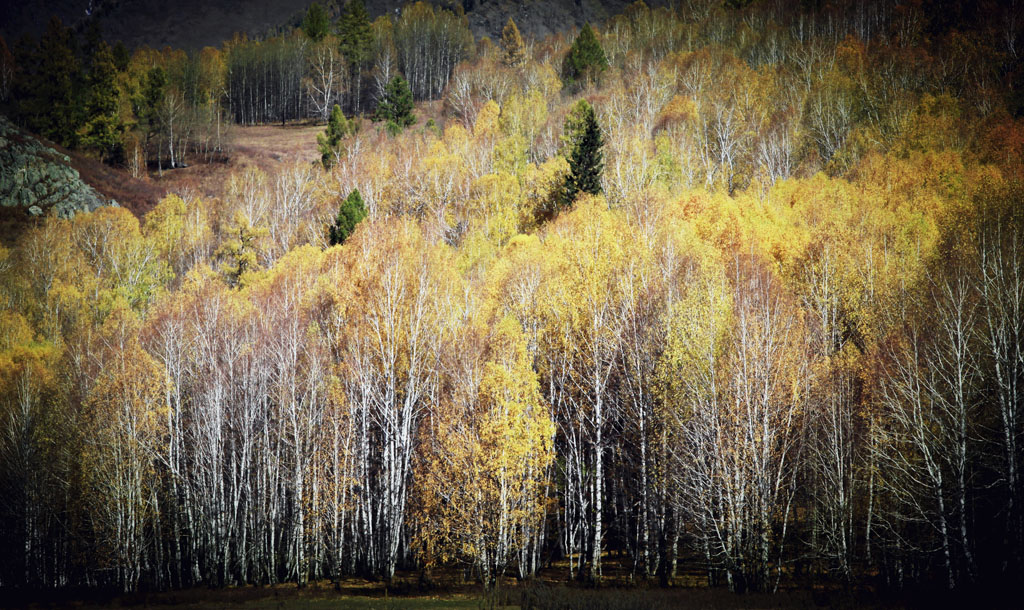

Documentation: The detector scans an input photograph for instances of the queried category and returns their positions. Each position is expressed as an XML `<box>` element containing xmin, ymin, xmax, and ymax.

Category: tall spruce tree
<box><xmin>136</xmin><ymin>65</ymin><xmax>166</xmax><ymax>160</ymax></box>
<box><xmin>18</xmin><ymin>17</ymin><xmax>81</xmax><ymax>146</ymax></box>
<box><xmin>302</xmin><ymin>3</ymin><xmax>332</xmax><ymax>42</ymax></box>
<box><xmin>374</xmin><ymin>74</ymin><xmax>415</xmax><ymax>132</ymax></box>
<box><xmin>562</xmin><ymin>23</ymin><xmax>608</xmax><ymax>90</ymax></box>
<box><xmin>0</xmin><ymin>36</ymin><xmax>14</xmax><ymax>103</ymax></box>
<box><xmin>337</xmin><ymin>0</ymin><xmax>372</xmax><ymax>112</ymax></box>
<box><xmin>81</xmin><ymin>41</ymin><xmax>124</xmax><ymax>163</ymax></box>
<box><xmin>562</xmin><ymin>99</ymin><xmax>604</xmax><ymax>205</ymax></box>
<box><xmin>111</xmin><ymin>41</ymin><xmax>130</xmax><ymax>72</ymax></box>
<box><xmin>318</xmin><ymin>103</ymin><xmax>354</xmax><ymax>168</ymax></box>
<box><xmin>328</xmin><ymin>188</ymin><xmax>367</xmax><ymax>245</ymax></box>
<box><xmin>500</xmin><ymin>18</ymin><xmax>526</xmax><ymax>68</ymax></box>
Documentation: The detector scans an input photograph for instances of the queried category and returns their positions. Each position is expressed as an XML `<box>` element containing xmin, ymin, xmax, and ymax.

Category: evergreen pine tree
<box><xmin>317</xmin><ymin>103</ymin><xmax>354</xmax><ymax>168</ymax></box>
<box><xmin>337</xmin><ymin>0</ymin><xmax>372</xmax><ymax>112</ymax></box>
<box><xmin>137</xmin><ymin>65</ymin><xmax>166</xmax><ymax>155</ymax></box>
<box><xmin>302</xmin><ymin>3</ymin><xmax>332</xmax><ymax>42</ymax></box>
<box><xmin>18</xmin><ymin>17</ymin><xmax>81</xmax><ymax>146</ymax></box>
<box><xmin>0</xmin><ymin>36</ymin><xmax>14</xmax><ymax>103</ymax></box>
<box><xmin>81</xmin><ymin>41</ymin><xmax>124</xmax><ymax>163</ymax></box>
<box><xmin>562</xmin><ymin>23</ymin><xmax>608</xmax><ymax>90</ymax></box>
<box><xmin>328</xmin><ymin>188</ymin><xmax>368</xmax><ymax>245</ymax></box>
<box><xmin>374</xmin><ymin>75</ymin><xmax>415</xmax><ymax>131</ymax></box>
<box><xmin>81</xmin><ymin>20</ymin><xmax>104</xmax><ymax>69</ymax></box>
<box><xmin>562</xmin><ymin>99</ymin><xmax>604</xmax><ymax>206</ymax></box>
<box><xmin>142</xmin><ymin>66</ymin><xmax>167</xmax><ymax>118</ymax></box>
<box><xmin>500</xmin><ymin>18</ymin><xmax>526</xmax><ymax>68</ymax></box>
<box><xmin>111</xmin><ymin>41</ymin><xmax>130</xmax><ymax>72</ymax></box>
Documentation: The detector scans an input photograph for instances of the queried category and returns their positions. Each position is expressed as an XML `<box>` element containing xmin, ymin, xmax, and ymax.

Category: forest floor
<box><xmin>6</xmin><ymin>583</ymin><xmax>881</xmax><ymax>610</ymax></box>
<box><xmin>121</xmin><ymin>103</ymin><xmax>448</xmax><ymax>203</ymax></box>
<box><xmin>3</xmin><ymin>104</ymin><xmax>456</xmax><ymax>247</ymax></box>
<box><xmin>7</xmin><ymin>560</ymin><xmax>912</xmax><ymax>610</ymax></box>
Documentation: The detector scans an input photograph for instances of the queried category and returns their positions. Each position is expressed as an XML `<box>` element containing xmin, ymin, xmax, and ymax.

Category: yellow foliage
<box><xmin>467</xmin><ymin>172</ymin><xmax>523</xmax><ymax>246</ymax></box>
<box><xmin>415</xmin><ymin>312</ymin><xmax>553</xmax><ymax>581</ymax></box>
<box><xmin>144</xmin><ymin>194</ymin><xmax>214</xmax><ymax>278</ymax></box>
<box><xmin>473</xmin><ymin>99</ymin><xmax>501</xmax><ymax>140</ymax></box>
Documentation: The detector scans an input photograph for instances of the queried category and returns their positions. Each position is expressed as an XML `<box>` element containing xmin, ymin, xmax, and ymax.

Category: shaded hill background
<box><xmin>0</xmin><ymin>0</ymin><xmax>670</xmax><ymax>50</ymax></box>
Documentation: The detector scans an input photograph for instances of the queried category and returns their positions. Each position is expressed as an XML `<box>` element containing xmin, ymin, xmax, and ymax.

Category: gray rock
<box><xmin>0</xmin><ymin>114</ymin><xmax>111</xmax><ymax>217</ymax></box>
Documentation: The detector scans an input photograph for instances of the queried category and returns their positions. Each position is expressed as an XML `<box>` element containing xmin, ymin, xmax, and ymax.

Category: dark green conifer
<box><xmin>562</xmin><ymin>99</ymin><xmax>604</xmax><ymax>206</ymax></box>
<box><xmin>328</xmin><ymin>188</ymin><xmax>367</xmax><ymax>245</ymax></box>
<box><xmin>111</xmin><ymin>41</ymin><xmax>130</xmax><ymax>72</ymax></box>
<box><xmin>135</xmin><ymin>65</ymin><xmax>166</xmax><ymax>153</ymax></box>
<box><xmin>373</xmin><ymin>75</ymin><xmax>415</xmax><ymax>131</ymax></box>
<box><xmin>337</xmin><ymin>0</ymin><xmax>372</xmax><ymax>112</ymax></box>
<box><xmin>17</xmin><ymin>17</ymin><xmax>81</xmax><ymax>146</ymax></box>
<box><xmin>318</xmin><ymin>103</ymin><xmax>354</xmax><ymax>168</ymax></box>
<box><xmin>81</xmin><ymin>41</ymin><xmax>124</xmax><ymax>162</ymax></box>
<box><xmin>562</xmin><ymin>23</ymin><xmax>608</xmax><ymax>90</ymax></box>
<box><xmin>302</xmin><ymin>3</ymin><xmax>332</xmax><ymax>42</ymax></box>
<box><xmin>337</xmin><ymin>0</ymin><xmax>372</xmax><ymax>65</ymax></box>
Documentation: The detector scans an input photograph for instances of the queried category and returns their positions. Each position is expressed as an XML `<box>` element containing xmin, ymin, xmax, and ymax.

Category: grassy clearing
<box><xmin>147</xmin><ymin>123</ymin><xmax>324</xmax><ymax>201</ymax></box>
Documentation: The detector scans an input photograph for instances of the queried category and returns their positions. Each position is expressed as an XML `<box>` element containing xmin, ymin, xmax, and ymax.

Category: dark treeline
<box><xmin>0</xmin><ymin>1</ymin><xmax>473</xmax><ymax>168</ymax></box>
<box><xmin>1</xmin><ymin>0</ymin><xmax>1024</xmax><ymax>600</ymax></box>
<box><xmin>225</xmin><ymin>33</ymin><xmax>308</xmax><ymax>125</ymax></box>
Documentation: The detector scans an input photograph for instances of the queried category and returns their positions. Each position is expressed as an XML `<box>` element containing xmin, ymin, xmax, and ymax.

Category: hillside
<box><xmin>0</xmin><ymin>0</ymin><xmax>668</xmax><ymax>51</ymax></box>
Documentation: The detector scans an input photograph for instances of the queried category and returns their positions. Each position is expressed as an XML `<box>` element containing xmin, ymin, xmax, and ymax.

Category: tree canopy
<box><xmin>500</xmin><ymin>18</ymin><xmax>526</xmax><ymax>68</ymax></box>
<box><xmin>2</xmin><ymin>0</ymin><xmax>1024</xmax><ymax>599</ymax></box>
<box><xmin>328</xmin><ymin>188</ymin><xmax>368</xmax><ymax>245</ymax></box>
<box><xmin>562</xmin><ymin>99</ymin><xmax>604</xmax><ymax>205</ymax></box>
<box><xmin>562</xmin><ymin>23</ymin><xmax>608</xmax><ymax>89</ymax></box>
<box><xmin>373</xmin><ymin>74</ymin><xmax>415</xmax><ymax>131</ymax></box>
<box><xmin>302</xmin><ymin>3</ymin><xmax>332</xmax><ymax>42</ymax></box>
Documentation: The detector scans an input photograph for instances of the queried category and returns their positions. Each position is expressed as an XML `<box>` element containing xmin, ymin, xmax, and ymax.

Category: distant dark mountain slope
<box><xmin>462</xmin><ymin>0</ymin><xmax>667</xmax><ymax>42</ymax></box>
<box><xmin>1</xmin><ymin>0</ymin><xmax>668</xmax><ymax>51</ymax></box>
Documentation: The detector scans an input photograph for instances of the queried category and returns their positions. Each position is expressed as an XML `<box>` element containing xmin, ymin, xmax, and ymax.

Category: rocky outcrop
<box><xmin>0</xmin><ymin>116</ymin><xmax>111</xmax><ymax>218</ymax></box>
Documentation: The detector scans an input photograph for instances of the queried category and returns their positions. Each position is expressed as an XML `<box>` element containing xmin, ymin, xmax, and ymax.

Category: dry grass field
<box><xmin>2</xmin><ymin>116</ymin><xmax>421</xmax><ymax>246</ymax></box>
<box><xmin>147</xmin><ymin>123</ymin><xmax>325</xmax><ymax>201</ymax></box>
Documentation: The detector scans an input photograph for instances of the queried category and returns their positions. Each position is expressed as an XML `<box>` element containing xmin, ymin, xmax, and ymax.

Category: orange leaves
<box><xmin>89</xmin><ymin>303</ymin><xmax>167</xmax><ymax>432</ymax></box>
<box><xmin>980</xmin><ymin>117</ymin><xmax>1024</xmax><ymax>171</ymax></box>
<box><xmin>654</xmin><ymin>95</ymin><xmax>696</xmax><ymax>133</ymax></box>
<box><xmin>893</xmin><ymin>94</ymin><xmax>967</xmax><ymax>155</ymax></box>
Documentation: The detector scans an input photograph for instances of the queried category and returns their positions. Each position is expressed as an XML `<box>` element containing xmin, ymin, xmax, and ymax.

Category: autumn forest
<box><xmin>1</xmin><ymin>0</ymin><xmax>1023</xmax><ymax>603</ymax></box>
